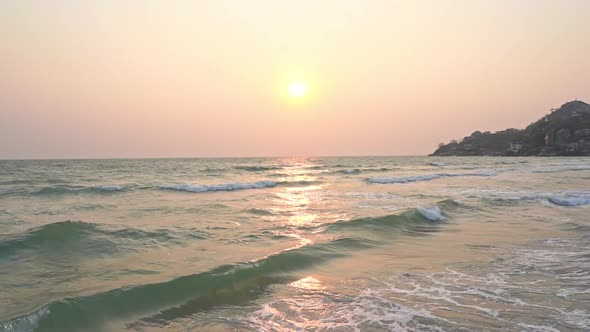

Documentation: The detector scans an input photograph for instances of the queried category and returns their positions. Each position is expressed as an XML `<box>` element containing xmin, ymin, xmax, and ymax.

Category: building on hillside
<box><xmin>508</xmin><ymin>142</ymin><xmax>523</xmax><ymax>153</ymax></box>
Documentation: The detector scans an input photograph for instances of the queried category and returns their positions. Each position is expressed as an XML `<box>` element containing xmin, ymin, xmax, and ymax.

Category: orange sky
<box><xmin>1</xmin><ymin>0</ymin><xmax>589</xmax><ymax>158</ymax></box>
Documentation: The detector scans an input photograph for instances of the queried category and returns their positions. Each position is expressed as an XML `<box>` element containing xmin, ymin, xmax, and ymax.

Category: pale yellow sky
<box><xmin>1</xmin><ymin>0</ymin><xmax>589</xmax><ymax>158</ymax></box>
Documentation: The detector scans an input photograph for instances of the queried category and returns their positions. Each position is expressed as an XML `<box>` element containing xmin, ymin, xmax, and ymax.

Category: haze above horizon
<box><xmin>1</xmin><ymin>0</ymin><xmax>589</xmax><ymax>159</ymax></box>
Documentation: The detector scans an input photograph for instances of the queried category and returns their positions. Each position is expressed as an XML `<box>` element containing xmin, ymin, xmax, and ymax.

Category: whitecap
<box><xmin>547</xmin><ymin>195</ymin><xmax>590</xmax><ymax>206</ymax></box>
<box><xmin>160</xmin><ymin>181</ymin><xmax>276</xmax><ymax>193</ymax></box>
<box><xmin>417</xmin><ymin>205</ymin><xmax>446</xmax><ymax>221</ymax></box>
<box><xmin>0</xmin><ymin>306</ymin><xmax>49</xmax><ymax>332</ymax></box>
<box><xmin>96</xmin><ymin>185</ymin><xmax>123</xmax><ymax>192</ymax></box>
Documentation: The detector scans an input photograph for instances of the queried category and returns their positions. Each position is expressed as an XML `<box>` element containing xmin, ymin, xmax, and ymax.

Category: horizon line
<box><xmin>0</xmin><ymin>154</ymin><xmax>433</xmax><ymax>161</ymax></box>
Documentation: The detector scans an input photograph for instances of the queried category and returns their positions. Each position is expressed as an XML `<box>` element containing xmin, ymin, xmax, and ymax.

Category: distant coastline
<box><xmin>431</xmin><ymin>100</ymin><xmax>590</xmax><ymax>157</ymax></box>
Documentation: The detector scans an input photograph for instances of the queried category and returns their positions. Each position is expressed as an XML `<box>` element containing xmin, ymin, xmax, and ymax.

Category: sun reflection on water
<box><xmin>270</xmin><ymin>159</ymin><xmax>324</xmax><ymax>228</ymax></box>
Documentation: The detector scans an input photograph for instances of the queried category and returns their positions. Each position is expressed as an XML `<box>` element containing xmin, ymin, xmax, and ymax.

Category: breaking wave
<box><xmin>547</xmin><ymin>194</ymin><xmax>590</xmax><ymax>206</ymax></box>
<box><xmin>160</xmin><ymin>179</ymin><xmax>323</xmax><ymax>193</ymax></box>
<box><xmin>417</xmin><ymin>205</ymin><xmax>446</xmax><ymax>221</ymax></box>
<box><xmin>30</xmin><ymin>185</ymin><xmax>124</xmax><ymax>196</ymax></box>
<box><xmin>320</xmin><ymin>200</ymin><xmax>456</xmax><ymax>234</ymax></box>
<box><xmin>0</xmin><ymin>306</ymin><xmax>49</xmax><ymax>332</ymax></box>
<box><xmin>160</xmin><ymin>181</ymin><xmax>277</xmax><ymax>193</ymax></box>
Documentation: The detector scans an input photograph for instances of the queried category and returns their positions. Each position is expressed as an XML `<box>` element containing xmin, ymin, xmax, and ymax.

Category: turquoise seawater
<box><xmin>0</xmin><ymin>157</ymin><xmax>589</xmax><ymax>331</ymax></box>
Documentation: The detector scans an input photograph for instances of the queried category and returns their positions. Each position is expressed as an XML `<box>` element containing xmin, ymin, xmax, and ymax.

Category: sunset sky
<box><xmin>1</xmin><ymin>0</ymin><xmax>589</xmax><ymax>159</ymax></box>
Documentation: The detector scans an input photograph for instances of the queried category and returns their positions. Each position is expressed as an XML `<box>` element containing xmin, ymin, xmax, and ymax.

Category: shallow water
<box><xmin>0</xmin><ymin>156</ymin><xmax>588</xmax><ymax>331</ymax></box>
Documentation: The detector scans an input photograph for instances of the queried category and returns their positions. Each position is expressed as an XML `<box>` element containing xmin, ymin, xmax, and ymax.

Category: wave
<box><xmin>428</xmin><ymin>161</ymin><xmax>446</xmax><ymax>167</ymax></box>
<box><xmin>1</xmin><ymin>184</ymin><xmax>124</xmax><ymax>197</ymax></box>
<box><xmin>0</xmin><ymin>306</ymin><xmax>49</xmax><ymax>332</ymax></box>
<box><xmin>30</xmin><ymin>185</ymin><xmax>124</xmax><ymax>196</ymax></box>
<box><xmin>320</xmin><ymin>200</ymin><xmax>456</xmax><ymax>234</ymax></box>
<box><xmin>498</xmin><ymin>160</ymin><xmax>528</xmax><ymax>165</ymax></box>
<box><xmin>463</xmin><ymin>188</ymin><xmax>590</xmax><ymax>207</ymax></box>
<box><xmin>367</xmin><ymin>174</ymin><xmax>439</xmax><ymax>184</ymax></box>
<box><xmin>160</xmin><ymin>181</ymin><xmax>277</xmax><ymax>193</ymax></box>
<box><xmin>366</xmin><ymin>171</ymin><xmax>497</xmax><ymax>184</ymax></box>
<box><xmin>332</xmin><ymin>167</ymin><xmax>392</xmax><ymax>175</ymax></box>
<box><xmin>547</xmin><ymin>194</ymin><xmax>590</xmax><ymax>206</ymax></box>
<box><xmin>201</xmin><ymin>167</ymin><xmax>227</xmax><ymax>173</ymax></box>
<box><xmin>160</xmin><ymin>179</ymin><xmax>322</xmax><ymax>193</ymax></box>
<box><xmin>246</xmin><ymin>208</ymin><xmax>274</xmax><ymax>216</ymax></box>
<box><xmin>337</xmin><ymin>168</ymin><xmax>362</xmax><ymax>174</ymax></box>
<box><xmin>277</xmin><ymin>180</ymin><xmax>323</xmax><ymax>187</ymax></box>
<box><xmin>417</xmin><ymin>206</ymin><xmax>446</xmax><ymax>221</ymax></box>
<box><xmin>463</xmin><ymin>188</ymin><xmax>540</xmax><ymax>205</ymax></box>
<box><xmin>233</xmin><ymin>165</ymin><xmax>283</xmax><ymax>172</ymax></box>
<box><xmin>0</xmin><ymin>221</ymin><xmax>207</xmax><ymax>258</ymax></box>
<box><xmin>0</xmin><ymin>221</ymin><xmax>118</xmax><ymax>259</ymax></box>
<box><xmin>531</xmin><ymin>165</ymin><xmax>590</xmax><ymax>173</ymax></box>
<box><xmin>95</xmin><ymin>185</ymin><xmax>122</xmax><ymax>191</ymax></box>
<box><xmin>0</xmin><ymin>179</ymin><xmax>33</xmax><ymax>185</ymax></box>
<box><xmin>302</xmin><ymin>165</ymin><xmax>325</xmax><ymax>170</ymax></box>
<box><xmin>2</xmin><ymin>237</ymin><xmax>378</xmax><ymax>331</ymax></box>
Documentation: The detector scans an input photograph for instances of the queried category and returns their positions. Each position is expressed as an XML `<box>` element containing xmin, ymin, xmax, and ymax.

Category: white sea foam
<box><xmin>429</xmin><ymin>161</ymin><xmax>446</xmax><ymax>167</ymax></box>
<box><xmin>460</xmin><ymin>188</ymin><xmax>537</xmax><ymax>201</ymax></box>
<box><xmin>417</xmin><ymin>205</ymin><xmax>446</xmax><ymax>221</ymax></box>
<box><xmin>362</xmin><ymin>237</ymin><xmax>590</xmax><ymax>331</ymax></box>
<box><xmin>557</xmin><ymin>308</ymin><xmax>590</xmax><ymax>329</ymax></box>
<box><xmin>241</xmin><ymin>290</ymin><xmax>444</xmax><ymax>332</ymax></box>
<box><xmin>96</xmin><ymin>185</ymin><xmax>123</xmax><ymax>191</ymax></box>
<box><xmin>557</xmin><ymin>288</ymin><xmax>590</xmax><ymax>298</ymax></box>
<box><xmin>0</xmin><ymin>306</ymin><xmax>49</xmax><ymax>332</ymax></box>
<box><xmin>547</xmin><ymin>195</ymin><xmax>590</xmax><ymax>206</ymax></box>
<box><xmin>161</xmin><ymin>181</ymin><xmax>276</xmax><ymax>193</ymax></box>
<box><xmin>516</xmin><ymin>323</ymin><xmax>560</xmax><ymax>332</ymax></box>
<box><xmin>367</xmin><ymin>171</ymin><xmax>497</xmax><ymax>184</ymax></box>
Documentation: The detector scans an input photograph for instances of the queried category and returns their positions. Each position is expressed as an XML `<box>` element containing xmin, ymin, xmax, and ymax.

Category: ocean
<box><xmin>0</xmin><ymin>156</ymin><xmax>589</xmax><ymax>331</ymax></box>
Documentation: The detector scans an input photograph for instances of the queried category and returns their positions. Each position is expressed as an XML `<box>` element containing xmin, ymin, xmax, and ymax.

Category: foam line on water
<box><xmin>366</xmin><ymin>171</ymin><xmax>497</xmax><ymax>184</ymax></box>
<box><xmin>160</xmin><ymin>181</ymin><xmax>277</xmax><ymax>193</ymax></box>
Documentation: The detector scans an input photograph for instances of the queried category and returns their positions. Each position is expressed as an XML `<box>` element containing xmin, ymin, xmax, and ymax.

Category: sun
<box><xmin>288</xmin><ymin>81</ymin><xmax>306</xmax><ymax>98</ymax></box>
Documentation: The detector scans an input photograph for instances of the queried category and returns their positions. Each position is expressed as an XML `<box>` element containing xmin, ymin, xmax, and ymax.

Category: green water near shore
<box><xmin>1</xmin><ymin>157</ymin><xmax>589</xmax><ymax>331</ymax></box>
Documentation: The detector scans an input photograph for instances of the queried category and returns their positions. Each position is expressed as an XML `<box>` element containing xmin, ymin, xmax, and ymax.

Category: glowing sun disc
<box><xmin>288</xmin><ymin>81</ymin><xmax>306</xmax><ymax>98</ymax></box>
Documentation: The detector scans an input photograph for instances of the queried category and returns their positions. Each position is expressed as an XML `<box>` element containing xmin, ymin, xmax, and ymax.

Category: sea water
<box><xmin>0</xmin><ymin>157</ymin><xmax>589</xmax><ymax>331</ymax></box>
